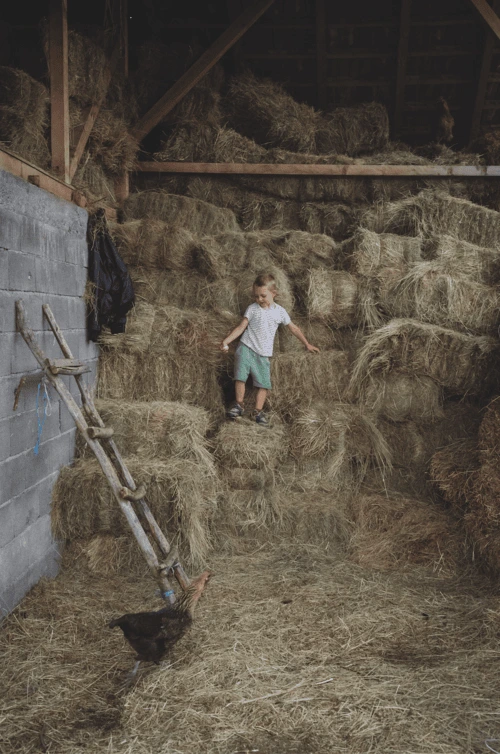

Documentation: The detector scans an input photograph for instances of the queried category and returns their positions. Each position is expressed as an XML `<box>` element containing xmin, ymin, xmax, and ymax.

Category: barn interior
<box><xmin>2</xmin><ymin>1</ymin><xmax>500</xmax><ymax>752</ymax></box>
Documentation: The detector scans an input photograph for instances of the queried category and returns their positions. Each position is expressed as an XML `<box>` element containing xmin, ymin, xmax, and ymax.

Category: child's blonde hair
<box><xmin>253</xmin><ymin>272</ymin><xmax>277</xmax><ymax>291</ymax></box>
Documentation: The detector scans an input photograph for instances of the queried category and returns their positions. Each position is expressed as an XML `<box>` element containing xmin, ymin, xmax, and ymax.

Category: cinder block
<box><xmin>0</xmin><ymin>452</ymin><xmax>28</xmax><ymax>505</ymax></box>
<box><xmin>0</xmin><ymin>526</ymin><xmax>30</xmax><ymax>589</ymax></box>
<box><xmin>0</xmin><ymin>333</ymin><xmax>15</xmax><ymax>377</ymax></box>
<box><xmin>10</xmin><ymin>404</ymin><xmax>60</xmax><ymax>457</ymax></box>
<box><xmin>8</xmin><ymin>482</ymin><xmax>40</xmax><ymax>540</ymax></box>
<box><xmin>0</xmin><ymin>170</ymin><xmax>30</xmax><ymax>216</ymax></box>
<box><xmin>26</xmin><ymin>179</ymin><xmax>88</xmax><ymax>235</ymax></box>
<box><xmin>0</xmin><ymin>206</ymin><xmax>22</xmax><ymax>251</ymax></box>
<box><xmin>20</xmin><ymin>218</ymin><xmax>68</xmax><ymax>262</ymax></box>
<box><xmin>23</xmin><ymin>430</ymin><xmax>75</xmax><ymax>490</ymax></box>
<box><xmin>0</xmin><ymin>573</ymin><xmax>31</xmax><ymax>618</ymax></box>
<box><xmin>26</xmin><ymin>514</ymin><xmax>55</xmax><ymax>569</ymax></box>
<box><xmin>35</xmin><ymin>258</ymin><xmax>87</xmax><ymax>297</ymax></box>
<box><xmin>66</xmin><ymin>237</ymin><xmax>89</xmax><ymax>266</ymax></box>
<box><xmin>10</xmin><ymin>291</ymin><xmax>44</xmax><ymax>330</ymax></box>
<box><xmin>0</xmin><ymin>250</ymin><xmax>7</xmax><ymax>286</ymax></box>
<box><xmin>0</xmin><ymin>533</ymin><xmax>60</xmax><ymax>617</ymax></box>
<box><xmin>0</xmin><ymin>289</ymin><xmax>18</xmax><ymax>332</ymax></box>
<box><xmin>7</xmin><ymin>250</ymin><xmax>37</xmax><ymax>292</ymax></box>
<box><xmin>0</xmin><ymin>416</ymin><xmax>11</xmax><ymax>461</ymax></box>
<box><xmin>0</xmin><ymin>500</ymin><xmax>15</xmax><ymax>547</ymax></box>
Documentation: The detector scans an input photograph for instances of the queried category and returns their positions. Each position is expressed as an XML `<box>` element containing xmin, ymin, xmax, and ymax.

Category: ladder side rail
<box><xmin>17</xmin><ymin>300</ymin><xmax>176</xmax><ymax>597</ymax></box>
<box><xmin>42</xmin><ymin>303</ymin><xmax>191</xmax><ymax>589</ymax></box>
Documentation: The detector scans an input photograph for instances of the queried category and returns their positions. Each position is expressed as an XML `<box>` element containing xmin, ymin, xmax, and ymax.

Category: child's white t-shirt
<box><xmin>240</xmin><ymin>302</ymin><xmax>291</xmax><ymax>357</ymax></box>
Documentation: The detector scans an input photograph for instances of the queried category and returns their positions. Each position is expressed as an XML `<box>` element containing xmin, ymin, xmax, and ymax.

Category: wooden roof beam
<box><xmin>469</xmin><ymin>0</ymin><xmax>500</xmax><ymax>39</ymax></box>
<box><xmin>131</xmin><ymin>0</ymin><xmax>275</xmax><ymax>142</ymax></box>
<box><xmin>394</xmin><ymin>0</ymin><xmax>412</xmax><ymax>137</ymax></box>
<box><xmin>469</xmin><ymin>0</ymin><xmax>500</xmax><ymax>142</ymax></box>
<box><xmin>135</xmin><ymin>161</ymin><xmax>500</xmax><ymax>177</ymax></box>
<box><xmin>49</xmin><ymin>0</ymin><xmax>70</xmax><ymax>182</ymax></box>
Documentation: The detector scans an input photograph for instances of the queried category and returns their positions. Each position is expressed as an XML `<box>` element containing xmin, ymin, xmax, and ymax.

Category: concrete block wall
<box><xmin>0</xmin><ymin>169</ymin><xmax>99</xmax><ymax>617</ymax></box>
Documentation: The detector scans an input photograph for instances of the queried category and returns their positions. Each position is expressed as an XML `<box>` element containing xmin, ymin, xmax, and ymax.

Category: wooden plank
<box><xmin>114</xmin><ymin>170</ymin><xmax>130</xmax><ymax>202</ymax></box>
<box><xmin>135</xmin><ymin>161</ymin><xmax>500</xmax><ymax>177</ymax></box>
<box><xmin>315</xmin><ymin>0</ymin><xmax>327</xmax><ymax>110</ymax></box>
<box><xmin>49</xmin><ymin>0</ymin><xmax>70</xmax><ymax>182</ymax></box>
<box><xmin>470</xmin><ymin>0</ymin><xmax>500</xmax><ymax>142</ymax></box>
<box><xmin>469</xmin><ymin>0</ymin><xmax>500</xmax><ymax>39</ymax></box>
<box><xmin>132</xmin><ymin>0</ymin><xmax>275</xmax><ymax>141</ymax></box>
<box><xmin>0</xmin><ymin>147</ymin><xmax>121</xmax><ymax>220</ymax></box>
<box><xmin>394</xmin><ymin>0</ymin><xmax>412</xmax><ymax>137</ymax></box>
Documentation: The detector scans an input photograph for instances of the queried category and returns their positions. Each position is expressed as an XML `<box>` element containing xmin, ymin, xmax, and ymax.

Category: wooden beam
<box><xmin>0</xmin><ymin>146</ymin><xmax>118</xmax><ymax>220</ymax></box>
<box><xmin>131</xmin><ymin>0</ymin><xmax>275</xmax><ymax>142</ymax></box>
<box><xmin>316</xmin><ymin>0</ymin><xmax>327</xmax><ymax>110</ymax></box>
<box><xmin>469</xmin><ymin>0</ymin><xmax>500</xmax><ymax>39</ymax></box>
<box><xmin>69</xmin><ymin>42</ymin><xmax>121</xmax><ymax>181</ymax></box>
<box><xmin>394</xmin><ymin>0</ymin><xmax>412</xmax><ymax>137</ymax></box>
<box><xmin>135</xmin><ymin>161</ymin><xmax>500</xmax><ymax>177</ymax></box>
<box><xmin>226</xmin><ymin>0</ymin><xmax>243</xmax><ymax>72</ymax></box>
<box><xmin>470</xmin><ymin>0</ymin><xmax>500</xmax><ymax>142</ymax></box>
<box><xmin>49</xmin><ymin>0</ymin><xmax>70</xmax><ymax>182</ymax></box>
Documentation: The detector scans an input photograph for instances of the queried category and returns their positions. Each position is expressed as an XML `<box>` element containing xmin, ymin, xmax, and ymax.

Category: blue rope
<box><xmin>34</xmin><ymin>379</ymin><xmax>50</xmax><ymax>455</ymax></box>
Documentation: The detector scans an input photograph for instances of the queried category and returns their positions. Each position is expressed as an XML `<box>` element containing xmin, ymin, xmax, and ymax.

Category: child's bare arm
<box><xmin>287</xmin><ymin>322</ymin><xmax>320</xmax><ymax>352</ymax></box>
<box><xmin>221</xmin><ymin>318</ymin><xmax>249</xmax><ymax>350</ymax></box>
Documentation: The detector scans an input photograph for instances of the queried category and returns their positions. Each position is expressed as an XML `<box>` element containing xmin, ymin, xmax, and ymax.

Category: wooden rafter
<box><xmin>470</xmin><ymin>0</ymin><xmax>500</xmax><ymax>142</ymax></box>
<box><xmin>469</xmin><ymin>0</ymin><xmax>500</xmax><ymax>39</ymax></box>
<box><xmin>135</xmin><ymin>161</ymin><xmax>500</xmax><ymax>177</ymax></box>
<box><xmin>131</xmin><ymin>0</ymin><xmax>275</xmax><ymax>142</ymax></box>
<box><xmin>394</xmin><ymin>0</ymin><xmax>412</xmax><ymax>137</ymax></box>
<box><xmin>49</xmin><ymin>0</ymin><xmax>70</xmax><ymax>182</ymax></box>
<box><xmin>315</xmin><ymin>0</ymin><xmax>327</xmax><ymax>110</ymax></box>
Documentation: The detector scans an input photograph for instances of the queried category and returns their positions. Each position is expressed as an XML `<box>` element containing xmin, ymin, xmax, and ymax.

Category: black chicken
<box><xmin>109</xmin><ymin>570</ymin><xmax>211</xmax><ymax>680</ymax></box>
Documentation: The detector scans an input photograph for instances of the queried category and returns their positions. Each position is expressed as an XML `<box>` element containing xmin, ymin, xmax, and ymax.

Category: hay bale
<box><xmin>72</xmin><ymin>159</ymin><xmax>116</xmax><ymax>206</ymax></box>
<box><xmin>389</xmin><ymin>259</ymin><xmax>500</xmax><ymax>335</ymax></box>
<box><xmin>423</xmin><ymin>234</ymin><xmax>500</xmax><ymax>286</ymax></box>
<box><xmin>51</xmin><ymin>456</ymin><xmax>218</xmax><ymax>567</ymax></box>
<box><xmin>290</xmin><ymin>402</ymin><xmax>392</xmax><ymax>489</ymax></box>
<box><xmin>430</xmin><ymin>440</ymin><xmax>480</xmax><ymax>512</ymax></box>
<box><xmin>269</xmin><ymin>351</ymin><xmax>350</xmax><ymax>418</ymax></box>
<box><xmin>224</xmin><ymin>71</ymin><xmax>321</xmax><ymax>153</ymax></box>
<box><xmin>214</xmin><ymin>418</ymin><xmax>288</xmax><ymax>471</ymax></box>
<box><xmin>278</xmin><ymin>488</ymin><xmax>352</xmax><ymax>548</ymax></box>
<box><xmin>225</xmin><ymin>468</ymin><xmax>274</xmax><ymax>491</ymax></box>
<box><xmin>350</xmin><ymin>319</ymin><xmax>500</xmax><ymax>397</ymax></box>
<box><xmin>303</xmin><ymin>270</ymin><xmax>359</xmax><ymax>327</ymax></box>
<box><xmin>122</xmin><ymin>191</ymin><xmax>240</xmax><ymax>234</ymax></box>
<box><xmin>364</xmin><ymin>189</ymin><xmax>500</xmax><ymax>249</ymax></box>
<box><xmin>98</xmin><ymin>349</ymin><xmax>224</xmax><ymax>416</ymax></box>
<box><xmin>129</xmin><ymin>268</ymin><xmax>206</xmax><ymax>309</ymax></box>
<box><xmin>276</xmin><ymin>318</ymin><xmax>342</xmax><ymax>353</ymax></box>
<box><xmin>97</xmin><ymin>302</ymin><xmax>155</xmax><ymax>353</ymax></box>
<box><xmin>110</xmin><ymin>219</ymin><xmax>204</xmax><ymax>270</ymax></box>
<box><xmin>87</xmin><ymin>399</ymin><xmax>214</xmax><ymax>468</ymax></box>
<box><xmin>267</xmin><ymin>230</ymin><xmax>338</xmax><ymax>277</ymax></box>
<box><xmin>348</xmin><ymin>493</ymin><xmax>462</xmax><ymax>574</ymax></box>
<box><xmin>74</xmin><ymin>534</ymin><xmax>147</xmax><ymax>575</ymax></box>
<box><xmin>317</xmin><ymin>102</ymin><xmax>390</xmax><ymax>156</ymax></box>
<box><xmin>361</xmin><ymin>372</ymin><xmax>444</xmax><ymax>423</ymax></box>
<box><xmin>180</xmin><ymin>176</ymin><xmax>357</xmax><ymax>240</ymax></box>
<box><xmin>82</xmin><ymin>107</ymin><xmax>138</xmax><ymax>175</ymax></box>
<box><xmin>348</xmin><ymin>228</ymin><xmax>422</xmax><ymax>280</ymax></box>
<box><xmin>0</xmin><ymin>67</ymin><xmax>50</xmax><ymax>167</ymax></box>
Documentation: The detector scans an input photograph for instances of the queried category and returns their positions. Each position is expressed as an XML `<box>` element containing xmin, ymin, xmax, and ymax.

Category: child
<box><xmin>220</xmin><ymin>272</ymin><xmax>319</xmax><ymax>426</ymax></box>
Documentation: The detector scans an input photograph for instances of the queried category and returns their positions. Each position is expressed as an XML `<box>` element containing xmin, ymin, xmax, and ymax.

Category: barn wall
<box><xmin>0</xmin><ymin>169</ymin><xmax>98</xmax><ymax>618</ymax></box>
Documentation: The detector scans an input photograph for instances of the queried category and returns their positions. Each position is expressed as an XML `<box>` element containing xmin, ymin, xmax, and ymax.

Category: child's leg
<box><xmin>255</xmin><ymin>388</ymin><xmax>267</xmax><ymax>411</ymax></box>
<box><xmin>235</xmin><ymin>380</ymin><xmax>246</xmax><ymax>405</ymax></box>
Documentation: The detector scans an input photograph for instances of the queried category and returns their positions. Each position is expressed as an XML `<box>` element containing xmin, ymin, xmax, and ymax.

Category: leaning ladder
<box><xmin>15</xmin><ymin>299</ymin><xmax>191</xmax><ymax>603</ymax></box>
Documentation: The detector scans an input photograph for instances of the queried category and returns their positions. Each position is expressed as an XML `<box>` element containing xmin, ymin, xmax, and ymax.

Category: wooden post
<box><xmin>394</xmin><ymin>0</ymin><xmax>412</xmax><ymax>137</ymax></box>
<box><xmin>131</xmin><ymin>0</ymin><xmax>275</xmax><ymax>142</ymax></box>
<box><xmin>49</xmin><ymin>0</ymin><xmax>70</xmax><ymax>182</ymax></box>
<box><xmin>316</xmin><ymin>0</ymin><xmax>327</xmax><ymax>110</ymax></box>
<box><xmin>470</xmin><ymin>0</ymin><xmax>500</xmax><ymax>142</ymax></box>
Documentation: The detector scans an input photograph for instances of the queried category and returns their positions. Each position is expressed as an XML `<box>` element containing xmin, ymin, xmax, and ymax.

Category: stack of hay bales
<box><xmin>0</xmin><ymin>66</ymin><xmax>50</xmax><ymax>167</ymax></box>
<box><xmin>52</xmin><ymin>399</ymin><xmax>218</xmax><ymax>571</ymax></box>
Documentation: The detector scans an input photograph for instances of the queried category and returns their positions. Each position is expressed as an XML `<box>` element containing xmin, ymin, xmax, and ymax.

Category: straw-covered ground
<box><xmin>1</xmin><ymin>545</ymin><xmax>500</xmax><ymax>754</ymax></box>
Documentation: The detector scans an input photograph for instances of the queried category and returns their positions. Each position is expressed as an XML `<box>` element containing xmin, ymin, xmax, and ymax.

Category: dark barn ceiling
<box><xmin>1</xmin><ymin>0</ymin><xmax>500</xmax><ymax>148</ymax></box>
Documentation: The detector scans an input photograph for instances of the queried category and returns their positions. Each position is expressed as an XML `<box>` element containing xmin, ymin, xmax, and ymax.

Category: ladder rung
<box><xmin>119</xmin><ymin>483</ymin><xmax>147</xmax><ymax>502</ymax></box>
<box><xmin>45</xmin><ymin>358</ymin><xmax>90</xmax><ymax>375</ymax></box>
<box><xmin>87</xmin><ymin>426</ymin><xmax>115</xmax><ymax>439</ymax></box>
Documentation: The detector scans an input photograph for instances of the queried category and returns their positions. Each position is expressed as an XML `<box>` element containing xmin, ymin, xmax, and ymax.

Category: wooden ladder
<box><xmin>15</xmin><ymin>299</ymin><xmax>191</xmax><ymax>603</ymax></box>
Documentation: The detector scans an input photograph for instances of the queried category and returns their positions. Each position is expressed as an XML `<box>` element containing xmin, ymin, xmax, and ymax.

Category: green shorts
<box><xmin>234</xmin><ymin>342</ymin><xmax>272</xmax><ymax>390</ymax></box>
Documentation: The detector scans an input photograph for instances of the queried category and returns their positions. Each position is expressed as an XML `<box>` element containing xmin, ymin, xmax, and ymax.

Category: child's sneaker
<box><xmin>227</xmin><ymin>402</ymin><xmax>244</xmax><ymax>420</ymax></box>
<box><xmin>254</xmin><ymin>410</ymin><xmax>269</xmax><ymax>427</ymax></box>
